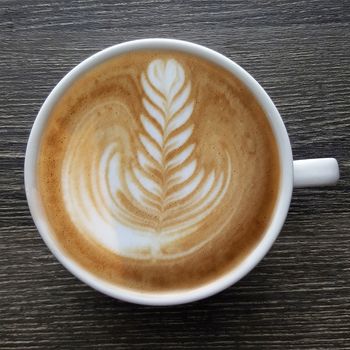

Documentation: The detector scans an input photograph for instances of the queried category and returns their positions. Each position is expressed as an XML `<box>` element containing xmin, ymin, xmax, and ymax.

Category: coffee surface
<box><xmin>38</xmin><ymin>50</ymin><xmax>280</xmax><ymax>292</ymax></box>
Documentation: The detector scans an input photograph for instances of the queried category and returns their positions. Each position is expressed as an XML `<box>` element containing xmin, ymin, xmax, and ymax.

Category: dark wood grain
<box><xmin>0</xmin><ymin>0</ymin><xmax>349</xmax><ymax>349</ymax></box>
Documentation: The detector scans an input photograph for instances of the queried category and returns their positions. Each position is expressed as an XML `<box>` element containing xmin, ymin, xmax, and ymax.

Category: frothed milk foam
<box><xmin>38</xmin><ymin>51</ymin><xmax>280</xmax><ymax>291</ymax></box>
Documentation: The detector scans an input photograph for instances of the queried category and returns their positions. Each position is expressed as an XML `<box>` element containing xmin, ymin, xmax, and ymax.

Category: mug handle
<box><xmin>293</xmin><ymin>158</ymin><xmax>339</xmax><ymax>188</ymax></box>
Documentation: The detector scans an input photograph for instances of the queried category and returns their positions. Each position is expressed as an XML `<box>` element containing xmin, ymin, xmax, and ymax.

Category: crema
<box><xmin>38</xmin><ymin>51</ymin><xmax>280</xmax><ymax>292</ymax></box>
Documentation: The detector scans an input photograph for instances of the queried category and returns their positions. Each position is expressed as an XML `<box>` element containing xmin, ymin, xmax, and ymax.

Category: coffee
<box><xmin>38</xmin><ymin>50</ymin><xmax>280</xmax><ymax>292</ymax></box>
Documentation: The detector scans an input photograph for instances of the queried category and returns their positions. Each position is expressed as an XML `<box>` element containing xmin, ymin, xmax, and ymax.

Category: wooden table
<box><xmin>1</xmin><ymin>1</ymin><xmax>349</xmax><ymax>348</ymax></box>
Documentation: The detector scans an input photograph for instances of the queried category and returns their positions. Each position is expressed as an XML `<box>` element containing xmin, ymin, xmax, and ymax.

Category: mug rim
<box><xmin>25</xmin><ymin>38</ymin><xmax>293</xmax><ymax>305</ymax></box>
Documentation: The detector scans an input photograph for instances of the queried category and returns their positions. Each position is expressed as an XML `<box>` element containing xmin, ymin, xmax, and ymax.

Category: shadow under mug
<box><xmin>24</xmin><ymin>39</ymin><xmax>339</xmax><ymax>305</ymax></box>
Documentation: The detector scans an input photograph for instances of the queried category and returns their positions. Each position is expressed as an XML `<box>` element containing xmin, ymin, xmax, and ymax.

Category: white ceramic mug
<box><xmin>25</xmin><ymin>39</ymin><xmax>339</xmax><ymax>305</ymax></box>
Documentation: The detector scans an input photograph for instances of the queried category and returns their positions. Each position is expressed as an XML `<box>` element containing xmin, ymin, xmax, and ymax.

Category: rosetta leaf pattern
<box><xmin>116</xmin><ymin>59</ymin><xmax>232</xmax><ymax>236</ymax></box>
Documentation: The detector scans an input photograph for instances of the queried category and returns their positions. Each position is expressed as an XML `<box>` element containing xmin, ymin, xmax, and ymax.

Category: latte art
<box><xmin>62</xmin><ymin>59</ymin><xmax>233</xmax><ymax>259</ymax></box>
<box><xmin>38</xmin><ymin>51</ymin><xmax>279</xmax><ymax>291</ymax></box>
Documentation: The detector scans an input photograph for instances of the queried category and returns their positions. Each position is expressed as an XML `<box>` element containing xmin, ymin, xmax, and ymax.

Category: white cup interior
<box><xmin>25</xmin><ymin>39</ymin><xmax>293</xmax><ymax>305</ymax></box>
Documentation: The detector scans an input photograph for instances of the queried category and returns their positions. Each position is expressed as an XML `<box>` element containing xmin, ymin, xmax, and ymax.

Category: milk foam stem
<box><xmin>140</xmin><ymin>59</ymin><xmax>195</xmax><ymax>229</ymax></box>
